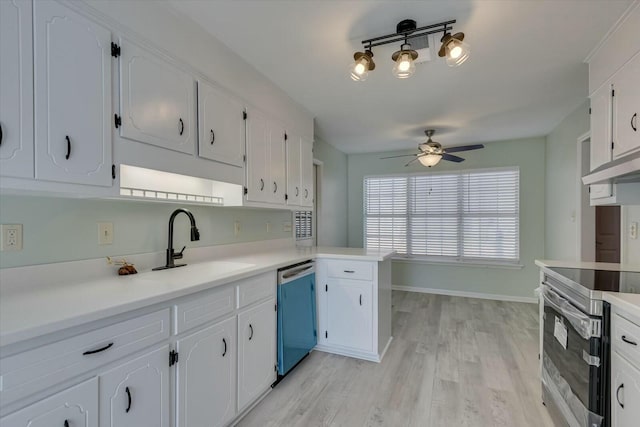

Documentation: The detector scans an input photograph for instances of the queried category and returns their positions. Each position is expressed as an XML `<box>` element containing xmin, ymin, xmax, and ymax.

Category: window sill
<box><xmin>392</xmin><ymin>256</ymin><xmax>525</xmax><ymax>270</ymax></box>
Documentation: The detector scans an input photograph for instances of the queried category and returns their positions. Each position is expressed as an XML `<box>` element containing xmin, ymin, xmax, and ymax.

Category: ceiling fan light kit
<box><xmin>380</xmin><ymin>130</ymin><xmax>485</xmax><ymax>168</ymax></box>
<box><xmin>350</xmin><ymin>18</ymin><xmax>469</xmax><ymax>81</ymax></box>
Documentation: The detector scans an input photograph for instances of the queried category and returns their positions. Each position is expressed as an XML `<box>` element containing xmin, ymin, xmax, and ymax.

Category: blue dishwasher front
<box><xmin>277</xmin><ymin>261</ymin><xmax>317</xmax><ymax>377</ymax></box>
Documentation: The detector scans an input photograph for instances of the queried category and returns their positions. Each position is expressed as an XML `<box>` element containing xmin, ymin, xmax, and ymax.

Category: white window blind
<box><xmin>364</xmin><ymin>167</ymin><xmax>519</xmax><ymax>263</ymax></box>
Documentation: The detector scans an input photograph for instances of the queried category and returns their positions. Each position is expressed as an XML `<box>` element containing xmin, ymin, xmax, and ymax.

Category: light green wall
<box><xmin>347</xmin><ymin>137</ymin><xmax>546</xmax><ymax>299</ymax></box>
<box><xmin>0</xmin><ymin>196</ymin><xmax>292</xmax><ymax>268</ymax></box>
<box><xmin>544</xmin><ymin>101</ymin><xmax>590</xmax><ymax>260</ymax></box>
<box><xmin>313</xmin><ymin>138</ymin><xmax>348</xmax><ymax>247</ymax></box>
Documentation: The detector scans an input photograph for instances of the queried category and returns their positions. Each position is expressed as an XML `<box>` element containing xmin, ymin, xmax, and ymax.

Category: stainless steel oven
<box><xmin>541</xmin><ymin>282</ymin><xmax>609</xmax><ymax>427</ymax></box>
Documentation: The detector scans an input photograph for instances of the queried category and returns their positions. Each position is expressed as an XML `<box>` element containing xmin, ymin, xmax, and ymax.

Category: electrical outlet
<box><xmin>1</xmin><ymin>224</ymin><xmax>23</xmax><ymax>251</ymax></box>
<box><xmin>283</xmin><ymin>222</ymin><xmax>292</xmax><ymax>232</ymax></box>
<box><xmin>98</xmin><ymin>222</ymin><xmax>113</xmax><ymax>245</ymax></box>
<box><xmin>631</xmin><ymin>222</ymin><xmax>638</xmax><ymax>240</ymax></box>
<box><xmin>234</xmin><ymin>221</ymin><xmax>241</xmax><ymax>236</ymax></box>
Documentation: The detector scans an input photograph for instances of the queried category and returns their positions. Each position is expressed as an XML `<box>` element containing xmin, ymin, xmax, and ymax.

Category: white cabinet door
<box><xmin>198</xmin><ymin>80</ymin><xmax>245</xmax><ymax>167</ymax></box>
<box><xmin>237</xmin><ymin>298</ymin><xmax>276</xmax><ymax>412</ymax></box>
<box><xmin>99</xmin><ymin>345</ymin><xmax>169</xmax><ymax>427</ymax></box>
<box><xmin>176</xmin><ymin>317</ymin><xmax>237</xmax><ymax>427</ymax></box>
<box><xmin>590</xmin><ymin>182</ymin><xmax>613</xmax><ymax>201</ymax></box>
<box><xmin>270</xmin><ymin>127</ymin><xmax>287</xmax><ymax>204</ymax></box>
<box><xmin>119</xmin><ymin>39</ymin><xmax>195</xmax><ymax>154</ymax></box>
<box><xmin>0</xmin><ymin>0</ymin><xmax>33</xmax><ymax>179</ymax></box>
<box><xmin>325</xmin><ymin>278</ymin><xmax>373</xmax><ymax>352</ymax></box>
<box><xmin>245</xmin><ymin>109</ymin><xmax>271</xmax><ymax>203</ymax></box>
<box><xmin>1</xmin><ymin>377</ymin><xmax>98</xmax><ymax>426</ymax></box>
<box><xmin>611</xmin><ymin>351</ymin><xmax>640</xmax><ymax>427</ymax></box>
<box><xmin>300</xmin><ymin>137</ymin><xmax>314</xmax><ymax>208</ymax></box>
<box><xmin>590</xmin><ymin>83</ymin><xmax>613</xmax><ymax>171</ymax></box>
<box><xmin>286</xmin><ymin>133</ymin><xmax>301</xmax><ymax>206</ymax></box>
<box><xmin>613</xmin><ymin>54</ymin><xmax>640</xmax><ymax>160</ymax></box>
<box><xmin>33</xmin><ymin>0</ymin><xmax>112</xmax><ymax>186</ymax></box>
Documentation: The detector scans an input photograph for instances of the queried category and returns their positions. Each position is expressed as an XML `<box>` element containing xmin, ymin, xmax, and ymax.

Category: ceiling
<box><xmin>168</xmin><ymin>0</ymin><xmax>632</xmax><ymax>154</ymax></box>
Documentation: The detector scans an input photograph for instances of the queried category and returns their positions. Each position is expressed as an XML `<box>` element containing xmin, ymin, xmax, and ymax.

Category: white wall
<box><xmin>313</xmin><ymin>138</ymin><xmax>348</xmax><ymax>247</ymax></box>
<box><xmin>544</xmin><ymin>101</ymin><xmax>590</xmax><ymax>260</ymax></box>
<box><xmin>622</xmin><ymin>206</ymin><xmax>640</xmax><ymax>264</ymax></box>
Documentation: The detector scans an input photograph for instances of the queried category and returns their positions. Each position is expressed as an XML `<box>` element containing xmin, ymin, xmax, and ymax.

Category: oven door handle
<box><xmin>541</xmin><ymin>284</ymin><xmax>600</xmax><ymax>339</ymax></box>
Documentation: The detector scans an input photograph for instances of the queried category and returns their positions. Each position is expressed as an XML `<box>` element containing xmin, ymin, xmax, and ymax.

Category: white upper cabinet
<box><xmin>33</xmin><ymin>0</ymin><xmax>113</xmax><ymax>186</ymax></box>
<box><xmin>197</xmin><ymin>80</ymin><xmax>245</xmax><ymax>167</ymax></box>
<box><xmin>245</xmin><ymin>108</ymin><xmax>287</xmax><ymax>205</ymax></box>
<box><xmin>300</xmin><ymin>137</ymin><xmax>314</xmax><ymax>208</ymax></box>
<box><xmin>237</xmin><ymin>298</ymin><xmax>276</xmax><ymax>412</ymax></box>
<box><xmin>99</xmin><ymin>345</ymin><xmax>170</xmax><ymax>427</ymax></box>
<box><xmin>0</xmin><ymin>0</ymin><xmax>34</xmax><ymax>179</ymax></box>
<box><xmin>613</xmin><ymin>54</ymin><xmax>640</xmax><ymax>159</ymax></box>
<box><xmin>590</xmin><ymin>83</ymin><xmax>613</xmax><ymax>171</ymax></box>
<box><xmin>270</xmin><ymin>126</ymin><xmax>287</xmax><ymax>204</ymax></box>
<box><xmin>286</xmin><ymin>133</ymin><xmax>301</xmax><ymax>206</ymax></box>
<box><xmin>119</xmin><ymin>39</ymin><xmax>195</xmax><ymax>154</ymax></box>
<box><xmin>245</xmin><ymin>108</ymin><xmax>271</xmax><ymax>203</ymax></box>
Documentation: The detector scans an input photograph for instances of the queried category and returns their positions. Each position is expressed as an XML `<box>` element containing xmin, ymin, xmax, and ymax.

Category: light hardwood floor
<box><xmin>237</xmin><ymin>291</ymin><xmax>555</xmax><ymax>427</ymax></box>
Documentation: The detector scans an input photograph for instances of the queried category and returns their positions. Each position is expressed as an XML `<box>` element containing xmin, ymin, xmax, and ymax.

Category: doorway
<box><xmin>595</xmin><ymin>206</ymin><xmax>621</xmax><ymax>262</ymax></box>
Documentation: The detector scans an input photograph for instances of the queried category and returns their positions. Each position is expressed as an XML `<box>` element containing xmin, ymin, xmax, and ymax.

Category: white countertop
<box><xmin>0</xmin><ymin>245</ymin><xmax>394</xmax><ymax>348</ymax></box>
<box><xmin>604</xmin><ymin>293</ymin><xmax>640</xmax><ymax>318</ymax></box>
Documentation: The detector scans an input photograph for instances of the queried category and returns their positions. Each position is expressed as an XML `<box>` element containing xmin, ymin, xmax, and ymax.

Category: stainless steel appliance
<box><xmin>540</xmin><ymin>267</ymin><xmax>640</xmax><ymax>427</ymax></box>
<box><xmin>275</xmin><ymin>260</ymin><xmax>317</xmax><ymax>382</ymax></box>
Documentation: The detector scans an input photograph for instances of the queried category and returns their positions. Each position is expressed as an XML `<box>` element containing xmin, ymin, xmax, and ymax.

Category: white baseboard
<box><xmin>392</xmin><ymin>285</ymin><xmax>538</xmax><ymax>304</ymax></box>
<box><xmin>314</xmin><ymin>344</ymin><xmax>381</xmax><ymax>363</ymax></box>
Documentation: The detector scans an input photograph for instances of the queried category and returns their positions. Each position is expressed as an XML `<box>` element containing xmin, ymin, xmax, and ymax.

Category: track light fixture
<box><xmin>350</xmin><ymin>47</ymin><xmax>375</xmax><ymax>81</ymax></box>
<box><xmin>350</xmin><ymin>18</ymin><xmax>469</xmax><ymax>81</ymax></box>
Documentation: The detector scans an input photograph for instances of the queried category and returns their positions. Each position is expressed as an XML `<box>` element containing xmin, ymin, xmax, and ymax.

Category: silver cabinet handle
<box><xmin>179</xmin><ymin>118</ymin><xmax>184</xmax><ymax>135</ymax></box>
<box><xmin>344</xmin><ymin>270</ymin><xmax>355</xmax><ymax>273</ymax></box>
<box><xmin>295</xmin><ymin>187</ymin><xmax>299</xmax><ymax>196</ymax></box>
<box><xmin>259</xmin><ymin>179</ymin><xmax>264</xmax><ymax>191</ymax></box>
<box><xmin>616</xmin><ymin>383</ymin><xmax>624</xmax><ymax>408</ymax></box>
<box><xmin>249</xmin><ymin>324</ymin><xmax>254</xmax><ymax>340</ymax></box>
<box><xmin>304</xmin><ymin>189</ymin><xmax>309</xmax><ymax>198</ymax></box>
<box><xmin>622</xmin><ymin>335</ymin><xmax>638</xmax><ymax>346</ymax></box>
<box><xmin>273</xmin><ymin>182</ymin><xmax>277</xmax><ymax>193</ymax></box>
<box><xmin>210</xmin><ymin>129</ymin><xmax>215</xmax><ymax>144</ymax></box>
<box><xmin>632</xmin><ymin>113</ymin><xmax>637</xmax><ymax>132</ymax></box>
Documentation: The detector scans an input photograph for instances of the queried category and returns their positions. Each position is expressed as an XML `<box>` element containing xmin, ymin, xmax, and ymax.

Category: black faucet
<box><xmin>153</xmin><ymin>208</ymin><xmax>200</xmax><ymax>271</ymax></box>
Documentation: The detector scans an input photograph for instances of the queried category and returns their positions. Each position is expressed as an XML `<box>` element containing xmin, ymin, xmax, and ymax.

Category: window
<box><xmin>364</xmin><ymin>167</ymin><xmax>519</xmax><ymax>263</ymax></box>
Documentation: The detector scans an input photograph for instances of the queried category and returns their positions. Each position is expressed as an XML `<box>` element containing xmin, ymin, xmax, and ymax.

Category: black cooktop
<box><xmin>548</xmin><ymin>267</ymin><xmax>640</xmax><ymax>293</ymax></box>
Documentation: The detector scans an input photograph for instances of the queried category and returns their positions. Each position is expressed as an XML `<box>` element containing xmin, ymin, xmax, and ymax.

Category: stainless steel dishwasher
<box><xmin>276</xmin><ymin>260</ymin><xmax>317</xmax><ymax>381</ymax></box>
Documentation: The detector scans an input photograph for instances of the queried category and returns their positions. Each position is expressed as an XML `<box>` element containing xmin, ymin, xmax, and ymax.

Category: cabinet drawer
<box><xmin>612</xmin><ymin>314</ymin><xmax>640</xmax><ymax>367</ymax></box>
<box><xmin>174</xmin><ymin>285</ymin><xmax>235</xmax><ymax>334</ymax></box>
<box><xmin>0</xmin><ymin>308</ymin><xmax>170</xmax><ymax>405</ymax></box>
<box><xmin>327</xmin><ymin>260</ymin><xmax>373</xmax><ymax>281</ymax></box>
<box><xmin>237</xmin><ymin>272</ymin><xmax>276</xmax><ymax>309</ymax></box>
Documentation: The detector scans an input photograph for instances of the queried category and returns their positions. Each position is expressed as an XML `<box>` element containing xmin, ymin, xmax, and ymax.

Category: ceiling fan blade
<box><xmin>444</xmin><ymin>144</ymin><xmax>484</xmax><ymax>153</ymax></box>
<box><xmin>404</xmin><ymin>156</ymin><xmax>422</xmax><ymax>167</ymax></box>
<box><xmin>380</xmin><ymin>154</ymin><xmax>418</xmax><ymax>159</ymax></box>
<box><xmin>442</xmin><ymin>153</ymin><xmax>465</xmax><ymax>163</ymax></box>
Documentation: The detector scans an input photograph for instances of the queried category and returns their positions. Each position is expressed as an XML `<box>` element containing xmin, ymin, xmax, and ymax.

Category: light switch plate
<box><xmin>98</xmin><ymin>222</ymin><xmax>113</xmax><ymax>245</ymax></box>
<box><xmin>1</xmin><ymin>224</ymin><xmax>23</xmax><ymax>251</ymax></box>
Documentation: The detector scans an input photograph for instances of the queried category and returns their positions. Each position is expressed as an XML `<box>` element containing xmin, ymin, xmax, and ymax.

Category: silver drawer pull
<box><xmin>343</xmin><ymin>270</ymin><xmax>355</xmax><ymax>273</ymax></box>
<box><xmin>622</xmin><ymin>335</ymin><xmax>638</xmax><ymax>346</ymax></box>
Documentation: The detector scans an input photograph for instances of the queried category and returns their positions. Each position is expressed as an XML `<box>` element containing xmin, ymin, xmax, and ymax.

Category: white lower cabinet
<box><xmin>237</xmin><ymin>298</ymin><xmax>277</xmax><ymax>412</ymax></box>
<box><xmin>176</xmin><ymin>316</ymin><xmax>237</xmax><ymax>427</ymax></box>
<box><xmin>98</xmin><ymin>345</ymin><xmax>170</xmax><ymax>427</ymax></box>
<box><xmin>611</xmin><ymin>350</ymin><xmax>640</xmax><ymax>427</ymax></box>
<box><xmin>325</xmin><ymin>278</ymin><xmax>373</xmax><ymax>352</ymax></box>
<box><xmin>1</xmin><ymin>377</ymin><xmax>98</xmax><ymax>427</ymax></box>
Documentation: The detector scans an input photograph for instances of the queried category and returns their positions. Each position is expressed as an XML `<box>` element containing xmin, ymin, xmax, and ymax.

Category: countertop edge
<box><xmin>0</xmin><ymin>248</ymin><xmax>394</xmax><ymax>348</ymax></box>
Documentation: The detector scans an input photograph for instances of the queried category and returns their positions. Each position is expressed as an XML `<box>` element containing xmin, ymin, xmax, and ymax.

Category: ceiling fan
<box><xmin>381</xmin><ymin>130</ymin><xmax>484</xmax><ymax>167</ymax></box>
